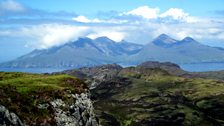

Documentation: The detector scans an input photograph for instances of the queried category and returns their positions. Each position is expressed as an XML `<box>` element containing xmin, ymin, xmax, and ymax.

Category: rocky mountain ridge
<box><xmin>1</xmin><ymin>34</ymin><xmax>224</xmax><ymax>68</ymax></box>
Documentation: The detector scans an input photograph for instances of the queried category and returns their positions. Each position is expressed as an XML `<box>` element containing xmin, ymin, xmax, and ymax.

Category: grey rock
<box><xmin>0</xmin><ymin>105</ymin><xmax>24</xmax><ymax>126</ymax></box>
<box><xmin>37</xmin><ymin>103</ymin><xmax>49</xmax><ymax>109</ymax></box>
<box><xmin>0</xmin><ymin>92</ymin><xmax>98</xmax><ymax>126</ymax></box>
<box><xmin>50</xmin><ymin>93</ymin><xmax>98</xmax><ymax>126</ymax></box>
<box><xmin>50</xmin><ymin>99</ymin><xmax>65</xmax><ymax>108</ymax></box>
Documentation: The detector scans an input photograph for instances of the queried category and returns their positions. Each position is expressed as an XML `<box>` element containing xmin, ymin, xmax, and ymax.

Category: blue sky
<box><xmin>17</xmin><ymin>0</ymin><xmax>224</xmax><ymax>17</ymax></box>
<box><xmin>0</xmin><ymin>0</ymin><xmax>224</xmax><ymax>62</ymax></box>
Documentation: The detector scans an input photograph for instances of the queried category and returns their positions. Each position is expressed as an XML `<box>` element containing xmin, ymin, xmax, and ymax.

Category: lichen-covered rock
<box><xmin>0</xmin><ymin>105</ymin><xmax>24</xmax><ymax>126</ymax></box>
<box><xmin>49</xmin><ymin>93</ymin><xmax>98</xmax><ymax>126</ymax></box>
<box><xmin>0</xmin><ymin>92</ymin><xmax>98</xmax><ymax>126</ymax></box>
<box><xmin>0</xmin><ymin>72</ymin><xmax>97</xmax><ymax>126</ymax></box>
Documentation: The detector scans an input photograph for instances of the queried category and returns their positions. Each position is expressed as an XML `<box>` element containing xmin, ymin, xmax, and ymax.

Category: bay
<box><xmin>180</xmin><ymin>62</ymin><xmax>224</xmax><ymax>72</ymax></box>
<box><xmin>1</xmin><ymin>62</ymin><xmax>224</xmax><ymax>73</ymax></box>
<box><xmin>0</xmin><ymin>68</ymin><xmax>70</xmax><ymax>74</ymax></box>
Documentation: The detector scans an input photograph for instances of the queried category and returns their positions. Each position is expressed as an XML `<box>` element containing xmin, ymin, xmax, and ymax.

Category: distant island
<box><xmin>1</xmin><ymin>34</ymin><xmax>224</xmax><ymax>68</ymax></box>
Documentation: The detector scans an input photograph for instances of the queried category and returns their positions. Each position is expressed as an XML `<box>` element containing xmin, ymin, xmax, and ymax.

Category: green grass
<box><xmin>0</xmin><ymin>72</ymin><xmax>87</xmax><ymax>94</ymax></box>
<box><xmin>0</xmin><ymin>72</ymin><xmax>87</xmax><ymax>125</ymax></box>
<box><xmin>94</xmin><ymin>68</ymin><xmax>224</xmax><ymax>126</ymax></box>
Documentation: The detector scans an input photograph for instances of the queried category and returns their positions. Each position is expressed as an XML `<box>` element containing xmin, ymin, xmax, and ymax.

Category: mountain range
<box><xmin>1</xmin><ymin>34</ymin><xmax>224</xmax><ymax>68</ymax></box>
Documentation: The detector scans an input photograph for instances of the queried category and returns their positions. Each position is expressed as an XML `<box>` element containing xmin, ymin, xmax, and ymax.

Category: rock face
<box><xmin>0</xmin><ymin>72</ymin><xmax>99</xmax><ymax>126</ymax></box>
<box><xmin>0</xmin><ymin>92</ymin><xmax>98</xmax><ymax>126</ymax></box>
<box><xmin>49</xmin><ymin>93</ymin><xmax>98</xmax><ymax>126</ymax></box>
<box><xmin>0</xmin><ymin>105</ymin><xmax>24</xmax><ymax>126</ymax></box>
<box><xmin>36</xmin><ymin>93</ymin><xmax>98</xmax><ymax>126</ymax></box>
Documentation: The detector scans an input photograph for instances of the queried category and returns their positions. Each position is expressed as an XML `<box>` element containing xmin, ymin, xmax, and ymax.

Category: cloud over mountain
<box><xmin>1</xmin><ymin>1</ymin><xmax>224</xmax><ymax>49</ymax></box>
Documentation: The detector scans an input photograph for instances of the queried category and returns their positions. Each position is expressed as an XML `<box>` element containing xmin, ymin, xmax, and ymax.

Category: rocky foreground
<box><xmin>0</xmin><ymin>73</ymin><xmax>98</xmax><ymax>126</ymax></box>
<box><xmin>1</xmin><ymin>61</ymin><xmax>224</xmax><ymax>126</ymax></box>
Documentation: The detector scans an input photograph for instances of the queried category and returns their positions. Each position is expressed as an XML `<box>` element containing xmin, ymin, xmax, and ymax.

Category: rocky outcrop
<box><xmin>0</xmin><ymin>72</ymin><xmax>98</xmax><ymax>126</ymax></box>
<box><xmin>59</xmin><ymin>64</ymin><xmax>123</xmax><ymax>89</ymax></box>
<box><xmin>0</xmin><ymin>105</ymin><xmax>24</xmax><ymax>126</ymax></box>
<box><xmin>49</xmin><ymin>93</ymin><xmax>98</xmax><ymax>126</ymax></box>
<box><xmin>137</xmin><ymin>61</ymin><xmax>186</xmax><ymax>76</ymax></box>
<box><xmin>0</xmin><ymin>92</ymin><xmax>98</xmax><ymax>126</ymax></box>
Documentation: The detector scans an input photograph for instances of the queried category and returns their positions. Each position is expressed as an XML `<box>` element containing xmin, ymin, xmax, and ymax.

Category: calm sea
<box><xmin>180</xmin><ymin>62</ymin><xmax>224</xmax><ymax>72</ymax></box>
<box><xmin>0</xmin><ymin>62</ymin><xmax>224</xmax><ymax>73</ymax></box>
<box><xmin>0</xmin><ymin>68</ymin><xmax>70</xmax><ymax>74</ymax></box>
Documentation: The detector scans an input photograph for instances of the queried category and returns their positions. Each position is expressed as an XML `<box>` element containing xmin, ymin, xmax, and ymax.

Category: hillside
<box><xmin>1</xmin><ymin>61</ymin><xmax>224</xmax><ymax>125</ymax></box>
<box><xmin>60</xmin><ymin>61</ymin><xmax>224</xmax><ymax>126</ymax></box>
<box><xmin>0</xmin><ymin>72</ymin><xmax>98</xmax><ymax>126</ymax></box>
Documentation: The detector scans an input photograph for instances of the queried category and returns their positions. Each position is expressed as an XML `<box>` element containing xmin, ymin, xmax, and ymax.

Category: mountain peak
<box><xmin>182</xmin><ymin>37</ymin><xmax>195</xmax><ymax>42</ymax></box>
<box><xmin>157</xmin><ymin>34</ymin><xmax>171</xmax><ymax>39</ymax></box>
<box><xmin>152</xmin><ymin>34</ymin><xmax>177</xmax><ymax>47</ymax></box>
<box><xmin>69</xmin><ymin>37</ymin><xmax>94</xmax><ymax>48</ymax></box>
<box><xmin>179</xmin><ymin>37</ymin><xmax>199</xmax><ymax>44</ymax></box>
<box><xmin>120</xmin><ymin>39</ymin><xmax>127</xmax><ymax>43</ymax></box>
<box><xmin>94</xmin><ymin>36</ymin><xmax>114</xmax><ymax>42</ymax></box>
<box><xmin>77</xmin><ymin>37</ymin><xmax>92</xmax><ymax>42</ymax></box>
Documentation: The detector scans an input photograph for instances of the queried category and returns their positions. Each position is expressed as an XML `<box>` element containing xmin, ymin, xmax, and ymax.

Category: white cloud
<box><xmin>122</xmin><ymin>6</ymin><xmax>160</xmax><ymax>19</ymax></box>
<box><xmin>0</xmin><ymin>0</ymin><xmax>25</xmax><ymax>12</ymax></box>
<box><xmin>72</xmin><ymin>15</ymin><xmax>128</xmax><ymax>24</ymax></box>
<box><xmin>1</xmin><ymin>5</ymin><xmax>224</xmax><ymax>49</ymax></box>
<box><xmin>72</xmin><ymin>15</ymin><xmax>102</xmax><ymax>23</ymax></box>
<box><xmin>0</xmin><ymin>31</ymin><xmax>12</xmax><ymax>36</ymax></box>
<box><xmin>160</xmin><ymin>8</ymin><xmax>188</xmax><ymax>20</ymax></box>
<box><xmin>160</xmin><ymin>8</ymin><xmax>198</xmax><ymax>23</ymax></box>
<box><xmin>72</xmin><ymin>15</ymin><xmax>89</xmax><ymax>23</ymax></box>
<box><xmin>87</xmin><ymin>31</ymin><xmax>126</xmax><ymax>42</ymax></box>
<box><xmin>120</xmin><ymin>6</ymin><xmax>199</xmax><ymax>23</ymax></box>
<box><xmin>217</xmin><ymin>32</ymin><xmax>224</xmax><ymax>40</ymax></box>
<box><xmin>13</xmin><ymin>24</ymin><xmax>89</xmax><ymax>49</ymax></box>
<box><xmin>0</xmin><ymin>24</ymin><xmax>127</xmax><ymax>48</ymax></box>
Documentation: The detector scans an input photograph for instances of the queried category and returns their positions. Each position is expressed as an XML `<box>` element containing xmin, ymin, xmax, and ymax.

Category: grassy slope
<box><xmin>0</xmin><ymin>72</ymin><xmax>87</xmax><ymax>125</ymax></box>
<box><xmin>93</xmin><ymin>68</ymin><xmax>224</xmax><ymax>126</ymax></box>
